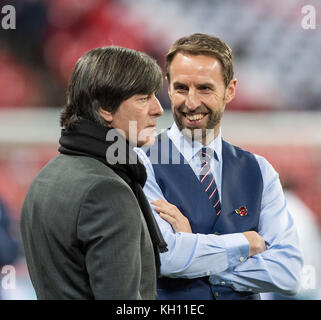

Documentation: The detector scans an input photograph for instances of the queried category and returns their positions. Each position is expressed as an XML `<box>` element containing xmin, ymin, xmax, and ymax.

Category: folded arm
<box><xmin>136</xmin><ymin>148</ymin><xmax>303</xmax><ymax>294</ymax></box>
<box><xmin>136</xmin><ymin>148</ymin><xmax>252</xmax><ymax>278</ymax></box>
<box><xmin>210</xmin><ymin>157</ymin><xmax>303</xmax><ymax>295</ymax></box>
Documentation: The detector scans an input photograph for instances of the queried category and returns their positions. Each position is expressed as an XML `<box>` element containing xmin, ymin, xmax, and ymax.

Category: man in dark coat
<box><xmin>20</xmin><ymin>46</ymin><xmax>167</xmax><ymax>300</ymax></box>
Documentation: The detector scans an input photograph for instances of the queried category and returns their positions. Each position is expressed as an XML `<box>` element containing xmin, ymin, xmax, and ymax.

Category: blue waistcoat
<box><xmin>146</xmin><ymin>132</ymin><xmax>263</xmax><ymax>300</ymax></box>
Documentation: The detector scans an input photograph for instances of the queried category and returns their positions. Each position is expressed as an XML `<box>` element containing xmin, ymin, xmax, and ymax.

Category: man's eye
<box><xmin>176</xmin><ymin>86</ymin><xmax>187</xmax><ymax>92</ymax></box>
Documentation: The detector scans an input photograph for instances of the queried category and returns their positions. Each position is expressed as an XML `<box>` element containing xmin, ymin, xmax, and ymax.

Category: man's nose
<box><xmin>150</xmin><ymin>95</ymin><xmax>164</xmax><ymax>116</ymax></box>
<box><xmin>185</xmin><ymin>90</ymin><xmax>201</xmax><ymax>111</ymax></box>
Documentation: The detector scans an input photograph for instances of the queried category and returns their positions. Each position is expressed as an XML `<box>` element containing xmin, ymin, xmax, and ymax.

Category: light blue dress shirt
<box><xmin>135</xmin><ymin>123</ymin><xmax>303</xmax><ymax>294</ymax></box>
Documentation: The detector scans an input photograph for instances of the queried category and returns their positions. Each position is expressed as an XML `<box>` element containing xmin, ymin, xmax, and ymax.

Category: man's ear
<box><xmin>224</xmin><ymin>78</ymin><xmax>237</xmax><ymax>104</ymax></box>
<box><xmin>99</xmin><ymin>107</ymin><xmax>113</xmax><ymax>123</ymax></box>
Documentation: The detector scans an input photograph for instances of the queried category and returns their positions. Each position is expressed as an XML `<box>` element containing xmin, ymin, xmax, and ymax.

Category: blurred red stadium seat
<box><xmin>0</xmin><ymin>51</ymin><xmax>44</xmax><ymax>107</ymax></box>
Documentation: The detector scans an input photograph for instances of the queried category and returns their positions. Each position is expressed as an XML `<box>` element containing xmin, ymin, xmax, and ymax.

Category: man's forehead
<box><xmin>172</xmin><ymin>53</ymin><xmax>221</xmax><ymax>70</ymax></box>
<box><xmin>169</xmin><ymin>52</ymin><xmax>223</xmax><ymax>84</ymax></box>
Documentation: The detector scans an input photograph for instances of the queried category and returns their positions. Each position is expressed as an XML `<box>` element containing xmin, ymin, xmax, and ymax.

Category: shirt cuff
<box><xmin>220</xmin><ymin>233</ymin><xmax>250</xmax><ymax>268</ymax></box>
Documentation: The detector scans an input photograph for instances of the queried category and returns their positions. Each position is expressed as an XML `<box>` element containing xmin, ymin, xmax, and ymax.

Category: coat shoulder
<box><xmin>40</xmin><ymin>154</ymin><xmax>125</xmax><ymax>186</ymax></box>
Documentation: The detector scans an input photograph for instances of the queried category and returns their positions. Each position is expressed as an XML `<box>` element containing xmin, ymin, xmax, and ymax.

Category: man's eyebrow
<box><xmin>173</xmin><ymin>82</ymin><xmax>188</xmax><ymax>88</ymax></box>
<box><xmin>172</xmin><ymin>82</ymin><xmax>216</xmax><ymax>90</ymax></box>
<box><xmin>197</xmin><ymin>83</ymin><xmax>216</xmax><ymax>90</ymax></box>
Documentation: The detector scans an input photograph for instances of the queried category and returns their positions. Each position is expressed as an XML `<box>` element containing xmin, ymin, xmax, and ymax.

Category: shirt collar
<box><xmin>167</xmin><ymin>122</ymin><xmax>222</xmax><ymax>163</ymax></box>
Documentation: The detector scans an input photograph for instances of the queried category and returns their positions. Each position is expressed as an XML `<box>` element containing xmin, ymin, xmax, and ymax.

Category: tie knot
<box><xmin>199</xmin><ymin>147</ymin><xmax>214</xmax><ymax>162</ymax></box>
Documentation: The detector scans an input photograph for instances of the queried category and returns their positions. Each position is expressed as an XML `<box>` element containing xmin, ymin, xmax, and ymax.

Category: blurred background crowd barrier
<box><xmin>0</xmin><ymin>0</ymin><xmax>320</xmax><ymax>299</ymax></box>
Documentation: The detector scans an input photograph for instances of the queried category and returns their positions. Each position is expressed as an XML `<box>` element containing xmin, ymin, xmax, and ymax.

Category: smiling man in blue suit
<box><xmin>136</xmin><ymin>33</ymin><xmax>303</xmax><ymax>300</ymax></box>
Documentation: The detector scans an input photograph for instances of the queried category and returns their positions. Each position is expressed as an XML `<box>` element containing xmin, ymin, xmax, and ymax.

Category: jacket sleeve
<box><xmin>0</xmin><ymin>200</ymin><xmax>19</xmax><ymax>266</ymax></box>
<box><xmin>76</xmin><ymin>178</ymin><xmax>144</xmax><ymax>300</ymax></box>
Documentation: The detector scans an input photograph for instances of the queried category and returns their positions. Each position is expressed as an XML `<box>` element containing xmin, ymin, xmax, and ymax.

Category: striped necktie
<box><xmin>199</xmin><ymin>147</ymin><xmax>221</xmax><ymax>216</ymax></box>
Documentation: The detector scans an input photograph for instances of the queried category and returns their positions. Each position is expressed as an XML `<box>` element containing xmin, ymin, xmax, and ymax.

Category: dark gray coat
<box><xmin>20</xmin><ymin>154</ymin><xmax>156</xmax><ymax>300</ymax></box>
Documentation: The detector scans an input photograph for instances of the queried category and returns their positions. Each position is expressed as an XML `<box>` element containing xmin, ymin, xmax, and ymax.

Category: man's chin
<box><xmin>174</xmin><ymin>114</ymin><xmax>220</xmax><ymax>143</ymax></box>
<box><xmin>137</xmin><ymin>136</ymin><xmax>155</xmax><ymax>148</ymax></box>
<box><xmin>180</xmin><ymin>127</ymin><xmax>205</xmax><ymax>142</ymax></box>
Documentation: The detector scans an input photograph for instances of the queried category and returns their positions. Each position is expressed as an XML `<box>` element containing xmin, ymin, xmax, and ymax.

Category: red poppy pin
<box><xmin>235</xmin><ymin>206</ymin><xmax>248</xmax><ymax>216</ymax></box>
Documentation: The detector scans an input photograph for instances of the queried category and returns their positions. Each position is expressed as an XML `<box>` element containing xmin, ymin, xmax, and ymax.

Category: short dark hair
<box><xmin>166</xmin><ymin>33</ymin><xmax>234</xmax><ymax>87</ymax></box>
<box><xmin>60</xmin><ymin>46</ymin><xmax>163</xmax><ymax>130</ymax></box>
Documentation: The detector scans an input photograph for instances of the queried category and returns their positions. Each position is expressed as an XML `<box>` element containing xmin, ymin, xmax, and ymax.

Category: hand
<box><xmin>242</xmin><ymin>231</ymin><xmax>267</xmax><ymax>257</ymax></box>
<box><xmin>151</xmin><ymin>199</ymin><xmax>192</xmax><ymax>233</ymax></box>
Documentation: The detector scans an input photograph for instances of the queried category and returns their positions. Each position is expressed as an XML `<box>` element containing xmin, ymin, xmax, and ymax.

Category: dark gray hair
<box><xmin>60</xmin><ymin>46</ymin><xmax>163</xmax><ymax>130</ymax></box>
